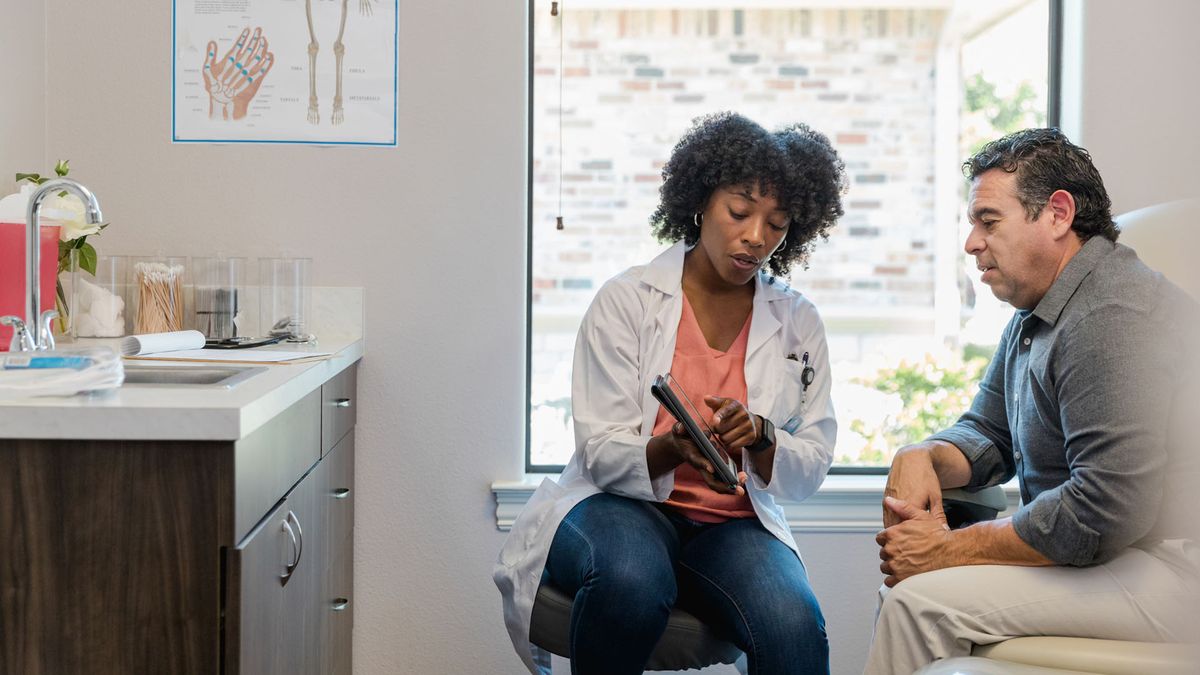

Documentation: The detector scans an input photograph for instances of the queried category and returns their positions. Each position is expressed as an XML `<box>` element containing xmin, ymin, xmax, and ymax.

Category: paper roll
<box><xmin>120</xmin><ymin>330</ymin><xmax>206</xmax><ymax>356</ymax></box>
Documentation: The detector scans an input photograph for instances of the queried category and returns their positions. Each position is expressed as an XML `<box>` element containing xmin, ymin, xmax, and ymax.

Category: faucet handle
<box><xmin>38</xmin><ymin>309</ymin><xmax>59</xmax><ymax>350</ymax></box>
<box><xmin>1</xmin><ymin>315</ymin><xmax>35</xmax><ymax>352</ymax></box>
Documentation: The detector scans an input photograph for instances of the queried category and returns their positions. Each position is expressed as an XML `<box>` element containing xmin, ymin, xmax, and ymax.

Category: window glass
<box><xmin>530</xmin><ymin>0</ymin><xmax>1050</xmax><ymax>471</ymax></box>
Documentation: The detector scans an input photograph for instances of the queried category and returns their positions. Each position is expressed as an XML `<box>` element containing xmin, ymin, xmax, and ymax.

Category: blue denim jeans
<box><xmin>543</xmin><ymin>492</ymin><xmax>828</xmax><ymax>675</ymax></box>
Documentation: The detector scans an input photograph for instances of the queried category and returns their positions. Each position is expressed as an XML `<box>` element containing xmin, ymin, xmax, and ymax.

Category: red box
<box><xmin>0</xmin><ymin>221</ymin><xmax>61</xmax><ymax>350</ymax></box>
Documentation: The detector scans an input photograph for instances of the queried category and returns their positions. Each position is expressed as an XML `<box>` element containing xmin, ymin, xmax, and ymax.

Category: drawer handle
<box><xmin>332</xmin><ymin>598</ymin><xmax>350</xmax><ymax>612</ymax></box>
<box><xmin>333</xmin><ymin>398</ymin><xmax>352</xmax><ymax>408</ymax></box>
<box><xmin>281</xmin><ymin>510</ymin><xmax>304</xmax><ymax>584</ymax></box>
<box><xmin>333</xmin><ymin>488</ymin><xmax>352</xmax><ymax>500</ymax></box>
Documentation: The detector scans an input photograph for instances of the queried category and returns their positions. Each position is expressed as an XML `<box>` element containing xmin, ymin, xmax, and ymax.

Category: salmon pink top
<box><xmin>655</xmin><ymin>293</ymin><xmax>757</xmax><ymax>523</ymax></box>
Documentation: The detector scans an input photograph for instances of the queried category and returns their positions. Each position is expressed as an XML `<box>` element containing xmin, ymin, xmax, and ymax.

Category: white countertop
<box><xmin>0</xmin><ymin>336</ymin><xmax>364</xmax><ymax>441</ymax></box>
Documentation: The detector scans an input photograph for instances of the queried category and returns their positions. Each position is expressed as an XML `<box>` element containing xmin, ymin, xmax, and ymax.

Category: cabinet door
<box><xmin>226</xmin><ymin>499</ymin><xmax>288</xmax><ymax>675</ymax></box>
<box><xmin>322</xmin><ymin>432</ymin><xmax>355</xmax><ymax>675</ymax></box>
<box><xmin>281</xmin><ymin>459</ymin><xmax>325</xmax><ymax>675</ymax></box>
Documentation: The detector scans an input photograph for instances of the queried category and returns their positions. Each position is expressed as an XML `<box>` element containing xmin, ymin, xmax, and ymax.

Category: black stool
<box><xmin>529</xmin><ymin>581</ymin><xmax>743</xmax><ymax>671</ymax></box>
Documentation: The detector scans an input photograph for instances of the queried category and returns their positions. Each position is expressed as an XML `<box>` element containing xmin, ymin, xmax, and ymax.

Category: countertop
<box><xmin>0</xmin><ymin>335</ymin><xmax>364</xmax><ymax>441</ymax></box>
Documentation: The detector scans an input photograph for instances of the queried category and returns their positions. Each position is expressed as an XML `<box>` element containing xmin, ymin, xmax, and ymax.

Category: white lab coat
<box><xmin>494</xmin><ymin>242</ymin><xmax>837</xmax><ymax>673</ymax></box>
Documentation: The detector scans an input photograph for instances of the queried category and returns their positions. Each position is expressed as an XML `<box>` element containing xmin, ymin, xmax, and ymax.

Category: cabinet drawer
<box><xmin>324</xmin><ymin>548</ymin><xmax>354</xmax><ymax>675</ymax></box>
<box><xmin>321</xmin><ymin>364</ymin><xmax>358</xmax><ymax>456</ymax></box>
<box><xmin>234</xmin><ymin>389</ymin><xmax>321</xmax><ymax>541</ymax></box>
<box><xmin>324</xmin><ymin>430</ymin><xmax>355</xmax><ymax>562</ymax></box>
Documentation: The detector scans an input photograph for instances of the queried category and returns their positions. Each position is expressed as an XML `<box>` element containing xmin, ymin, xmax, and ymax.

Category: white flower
<box><xmin>44</xmin><ymin>192</ymin><xmax>100</xmax><ymax>241</ymax></box>
<box><xmin>0</xmin><ymin>182</ymin><xmax>101</xmax><ymax>241</ymax></box>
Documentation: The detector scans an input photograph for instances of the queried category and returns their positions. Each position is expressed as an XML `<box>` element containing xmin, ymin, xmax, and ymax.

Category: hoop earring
<box><xmin>693</xmin><ymin>213</ymin><xmax>702</xmax><ymax>228</ymax></box>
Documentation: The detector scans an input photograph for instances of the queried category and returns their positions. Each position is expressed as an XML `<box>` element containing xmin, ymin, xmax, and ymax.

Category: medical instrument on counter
<box><xmin>204</xmin><ymin>335</ymin><xmax>286</xmax><ymax>350</ymax></box>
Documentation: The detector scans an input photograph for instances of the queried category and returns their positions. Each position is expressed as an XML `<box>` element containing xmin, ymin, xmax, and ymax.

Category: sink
<box><xmin>122</xmin><ymin>364</ymin><xmax>266</xmax><ymax>388</ymax></box>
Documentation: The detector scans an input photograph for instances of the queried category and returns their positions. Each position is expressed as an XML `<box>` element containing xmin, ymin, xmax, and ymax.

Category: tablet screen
<box><xmin>667</xmin><ymin>369</ymin><xmax>729</xmax><ymax>458</ymax></box>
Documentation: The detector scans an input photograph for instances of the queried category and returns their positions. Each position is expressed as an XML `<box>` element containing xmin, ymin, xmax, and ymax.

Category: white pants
<box><xmin>863</xmin><ymin>540</ymin><xmax>1200</xmax><ymax>675</ymax></box>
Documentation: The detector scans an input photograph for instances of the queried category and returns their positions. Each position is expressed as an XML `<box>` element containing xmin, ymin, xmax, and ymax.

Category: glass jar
<box><xmin>192</xmin><ymin>256</ymin><xmax>248</xmax><ymax>340</ymax></box>
<box><xmin>73</xmin><ymin>254</ymin><xmax>130</xmax><ymax>338</ymax></box>
<box><xmin>131</xmin><ymin>256</ymin><xmax>188</xmax><ymax>334</ymax></box>
<box><xmin>259</xmin><ymin>257</ymin><xmax>313</xmax><ymax>341</ymax></box>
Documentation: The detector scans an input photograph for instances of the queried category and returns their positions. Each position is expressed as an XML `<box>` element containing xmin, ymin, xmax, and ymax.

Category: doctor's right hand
<box><xmin>883</xmin><ymin>444</ymin><xmax>946</xmax><ymax>528</ymax></box>
<box><xmin>665</xmin><ymin>423</ymin><xmax>746</xmax><ymax>496</ymax></box>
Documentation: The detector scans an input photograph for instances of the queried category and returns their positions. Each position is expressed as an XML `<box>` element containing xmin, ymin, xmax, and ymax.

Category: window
<box><xmin>528</xmin><ymin>0</ymin><xmax>1056</xmax><ymax>472</ymax></box>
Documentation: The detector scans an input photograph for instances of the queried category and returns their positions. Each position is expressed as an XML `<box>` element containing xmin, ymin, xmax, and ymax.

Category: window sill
<box><xmin>492</xmin><ymin>474</ymin><xmax>1020</xmax><ymax>533</ymax></box>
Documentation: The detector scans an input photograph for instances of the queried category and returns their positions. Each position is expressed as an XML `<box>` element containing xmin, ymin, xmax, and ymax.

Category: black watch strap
<box><xmin>746</xmin><ymin>415</ymin><xmax>775</xmax><ymax>453</ymax></box>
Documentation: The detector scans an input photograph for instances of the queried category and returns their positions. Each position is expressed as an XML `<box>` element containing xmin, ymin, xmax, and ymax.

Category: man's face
<box><xmin>965</xmin><ymin>169</ymin><xmax>1063</xmax><ymax>310</ymax></box>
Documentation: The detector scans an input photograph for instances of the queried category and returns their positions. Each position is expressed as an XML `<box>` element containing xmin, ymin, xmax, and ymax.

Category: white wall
<box><xmin>0</xmin><ymin>1</ymin><xmax>46</xmax><ymax>180</ymax></box>
<box><xmin>9</xmin><ymin>1</ymin><xmax>1196</xmax><ymax>674</ymax></box>
<box><xmin>1071</xmin><ymin>0</ymin><xmax>1200</xmax><ymax>212</ymax></box>
<box><xmin>40</xmin><ymin>1</ymin><xmax>528</xmax><ymax>673</ymax></box>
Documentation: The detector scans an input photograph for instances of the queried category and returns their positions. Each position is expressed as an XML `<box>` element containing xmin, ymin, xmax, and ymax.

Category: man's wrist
<box><xmin>926</xmin><ymin>440</ymin><xmax>972</xmax><ymax>489</ymax></box>
<box><xmin>893</xmin><ymin>443</ymin><xmax>936</xmax><ymax>469</ymax></box>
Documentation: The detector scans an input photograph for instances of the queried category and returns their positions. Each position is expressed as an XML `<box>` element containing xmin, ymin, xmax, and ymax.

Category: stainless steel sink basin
<box><xmin>122</xmin><ymin>364</ymin><xmax>266</xmax><ymax>388</ymax></box>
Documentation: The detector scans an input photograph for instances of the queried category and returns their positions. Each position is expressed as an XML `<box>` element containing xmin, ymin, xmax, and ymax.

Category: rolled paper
<box><xmin>120</xmin><ymin>330</ymin><xmax>206</xmax><ymax>356</ymax></box>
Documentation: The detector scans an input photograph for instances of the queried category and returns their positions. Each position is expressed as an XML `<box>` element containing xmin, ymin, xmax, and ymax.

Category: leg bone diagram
<box><xmin>306</xmin><ymin>0</ymin><xmax>375</xmax><ymax>125</ymax></box>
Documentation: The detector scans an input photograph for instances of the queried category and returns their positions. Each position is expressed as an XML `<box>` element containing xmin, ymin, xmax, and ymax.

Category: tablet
<box><xmin>650</xmin><ymin>373</ymin><xmax>740</xmax><ymax>489</ymax></box>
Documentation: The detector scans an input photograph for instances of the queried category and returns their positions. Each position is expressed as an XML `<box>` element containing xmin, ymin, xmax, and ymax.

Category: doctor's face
<box><xmin>696</xmin><ymin>185</ymin><xmax>789</xmax><ymax>286</ymax></box>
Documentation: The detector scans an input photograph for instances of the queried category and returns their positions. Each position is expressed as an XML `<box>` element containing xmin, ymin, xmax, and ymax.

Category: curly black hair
<box><xmin>649</xmin><ymin>112</ymin><xmax>846</xmax><ymax>276</ymax></box>
<box><xmin>964</xmin><ymin>128</ymin><xmax>1118</xmax><ymax>242</ymax></box>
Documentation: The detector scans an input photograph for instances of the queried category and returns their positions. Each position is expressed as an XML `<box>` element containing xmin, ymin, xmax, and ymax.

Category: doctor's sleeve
<box><xmin>569</xmin><ymin>279</ymin><xmax>673</xmax><ymax>501</ymax></box>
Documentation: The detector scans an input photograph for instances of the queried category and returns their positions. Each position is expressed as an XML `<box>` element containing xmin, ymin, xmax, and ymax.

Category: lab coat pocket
<box><xmin>497</xmin><ymin>478</ymin><xmax>564</xmax><ymax>568</ymax></box>
<box><xmin>774</xmin><ymin>359</ymin><xmax>810</xmax><ymax>433</ymax></box>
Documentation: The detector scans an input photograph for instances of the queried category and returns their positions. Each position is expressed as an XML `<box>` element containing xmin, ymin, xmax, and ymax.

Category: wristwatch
<box><xmin>745</xmin><ymin>415</ymin><xmax>775</xmax><ymax>453</ymax></box>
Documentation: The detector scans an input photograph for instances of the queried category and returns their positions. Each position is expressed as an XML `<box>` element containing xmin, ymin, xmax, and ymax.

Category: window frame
<box><xmin>524</xmin><ymin>0</ymin><xmax>1063</xmax><ymax>475</ymax></box>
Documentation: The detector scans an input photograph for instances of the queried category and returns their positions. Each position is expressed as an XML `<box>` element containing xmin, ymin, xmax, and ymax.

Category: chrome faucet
<box><xmin>0</xmin><ymin>179</ymin><xmax>103</xmax><ymax>351</ymax></box>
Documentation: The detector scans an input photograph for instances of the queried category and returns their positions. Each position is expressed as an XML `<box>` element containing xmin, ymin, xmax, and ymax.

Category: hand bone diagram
<box><xmin>202</xmin><ymin>27</ymin><xmax>274</xmax><ymax>121</ymax></box>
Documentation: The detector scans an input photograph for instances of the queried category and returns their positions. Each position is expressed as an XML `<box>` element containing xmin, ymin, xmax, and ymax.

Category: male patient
<box><xmin>865</xmin><ymin>128</ymin><xmax>1199</xmax><ymax>674</ymax></box>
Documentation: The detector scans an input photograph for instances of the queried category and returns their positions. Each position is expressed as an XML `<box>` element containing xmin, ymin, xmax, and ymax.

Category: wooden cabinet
<box><xmin>0</xmin><ymin>362</ymin><xmax>358</xmax><ymax>675</ymax></box>
<box><xmin>323</xmin><ymin>431</ymin><xmax>356</xmax><ymax>675</ymax></box>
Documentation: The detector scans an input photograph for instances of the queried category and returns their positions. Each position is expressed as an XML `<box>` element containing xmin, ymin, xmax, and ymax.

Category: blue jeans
<box><xmin>543</xmin><ymin>492</ymin><xmax>828</xmax><ymax>675</ymax></box>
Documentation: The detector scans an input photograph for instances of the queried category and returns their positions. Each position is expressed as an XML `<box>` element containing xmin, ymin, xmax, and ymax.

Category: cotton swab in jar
<box><xmin>134</xmin><ymin>262</ymin><xmax>184</xmax><ymax>334</ymax></box>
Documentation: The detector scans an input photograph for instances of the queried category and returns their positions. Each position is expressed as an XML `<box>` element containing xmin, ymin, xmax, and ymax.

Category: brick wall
<box><xmin>529</xmin><ymin>6</ymin><xmax>953</xmax><ymax>465</ymax></box>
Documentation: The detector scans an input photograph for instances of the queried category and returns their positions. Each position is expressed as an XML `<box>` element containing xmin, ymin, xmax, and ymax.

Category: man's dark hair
<box><xmin>964</xmin><ymin>128</ymin><xmax>1118</xmax><ymax>242</ymax></box>
<box><xmin>650</xmin><ymin>111</ymin><xmax>846</xmax><ymax>276</ymax></box>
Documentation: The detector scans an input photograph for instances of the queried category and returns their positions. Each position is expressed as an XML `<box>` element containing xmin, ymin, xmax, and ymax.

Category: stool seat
<box><xmin>529</xmin><ymin>582</ymin><xmax>743</xmax><ymax>671</ymax></box>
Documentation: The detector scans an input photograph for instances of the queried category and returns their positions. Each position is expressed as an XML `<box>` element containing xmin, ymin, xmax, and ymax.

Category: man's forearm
<box><xmin>951</xmin><ymin>516</ymin><xmax>1054</xmax><ymax>567</ymax></box>
<box><xmin>908</xmin><ymin>440</ymin><xmax>972</xmax><ymax>489</ymax></box>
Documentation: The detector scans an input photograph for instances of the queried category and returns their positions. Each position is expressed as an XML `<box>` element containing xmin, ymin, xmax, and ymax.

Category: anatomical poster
<box><xmin>172</xmin><ymin>0</ymin><xmax>396</xmax><ymax>146</ymax></box>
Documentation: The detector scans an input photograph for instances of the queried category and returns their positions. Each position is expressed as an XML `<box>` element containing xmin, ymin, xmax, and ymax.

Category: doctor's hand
<box><xmin>704</xmin><ymin>396</ymin><xmax>759</xmax><ymax>450</ymax></box>
<box><xmin>876</xmin><ymin>496</ymin><xmax>955</xmax><ymax>587</ymax></box>
<box><xmin>883</xmin><ymin>444</ymin><xmax>947</xmax><ymax>528</ymax></box>
<box><xmin>665</xmin><ymin>423</ymin><xmax>747</xmax><ymax>496</ymax></box>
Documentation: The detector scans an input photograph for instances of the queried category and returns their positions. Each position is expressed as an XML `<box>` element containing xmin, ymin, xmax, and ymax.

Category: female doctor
<box><xmin>495</xmin><ymin>112</ymin><xmax>846</xmax><ymax>675</ymax></box>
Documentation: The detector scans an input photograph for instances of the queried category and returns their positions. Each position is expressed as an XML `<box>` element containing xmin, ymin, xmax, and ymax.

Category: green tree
<box><xmin>964</xmin><ymin>74</ymin><xmax>1046</xmax><ymax>155</ymax></box>
<box><xmin>845</xmin><ymin>345</ymin><xmax>994</xmax><ymax>463</ymax></box>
